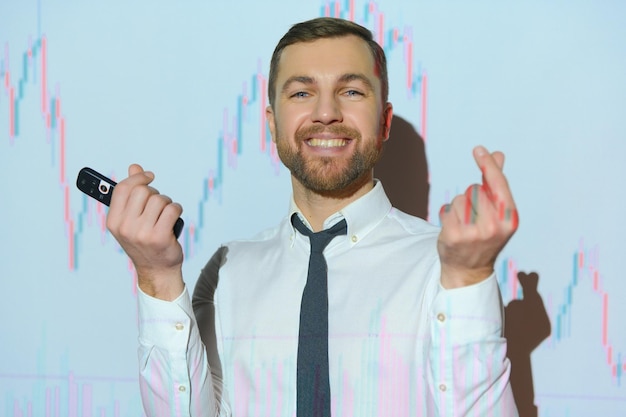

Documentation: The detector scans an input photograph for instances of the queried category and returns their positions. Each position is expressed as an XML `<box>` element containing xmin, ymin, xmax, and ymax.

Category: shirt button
<box><xmin>175</xmin><ymin>323</ymin><xmax>184</xmax><ymax>331</ymax></box>
<box><xmin>439</xmin><ymin>383</ymin><xmax>447</xmax><ymax>392</ymax></box>
<box><xmin>179</xmin><ymin>385</ymin><xmax>187</xmax><ymax>392</ymax></box>
<box><xmin>351</xmin><ymin>235</ymin><xmax>358</xmax><ymax>243</ymax></box>
<box><xmin>437</xmin><ymin>313</ymin><xmax>446</xmax><ymax>322</ymax></box>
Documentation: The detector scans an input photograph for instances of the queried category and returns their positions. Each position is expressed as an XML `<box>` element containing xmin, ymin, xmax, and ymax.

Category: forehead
<box><xmin>277</xmin><ymin>35</ymin><xmax>378</xmax><ymax>85</ymax></box>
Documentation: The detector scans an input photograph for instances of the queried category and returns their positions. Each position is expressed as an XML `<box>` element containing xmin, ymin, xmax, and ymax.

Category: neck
<box><xmin>292</xmin><ymin>174</ymin><xmax>374</xmax><ymax>232</ymax></box>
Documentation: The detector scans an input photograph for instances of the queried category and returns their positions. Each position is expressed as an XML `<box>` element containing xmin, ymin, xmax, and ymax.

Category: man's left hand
<box><xmin>437</xmin><ymin>145</ymin><xmax>519</xmax><ymax>289</ymax></box>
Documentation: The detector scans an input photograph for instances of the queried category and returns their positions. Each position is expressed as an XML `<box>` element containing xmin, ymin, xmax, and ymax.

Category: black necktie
<box><xmin>291</xmin><ymin>214</ymin><xmax>347</xmax><ymax>417</ymax></box>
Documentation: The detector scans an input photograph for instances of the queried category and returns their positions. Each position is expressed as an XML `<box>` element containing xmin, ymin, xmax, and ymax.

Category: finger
<box><xmin>110</xmin><ymin>165</ymin><xmax>155</xmax><ymax>213</ymax></box>
<box><xmin>440</xmin><ymin>185</ymin><xmax>486</xmax><ymax>227</ymax></box>
<box><xmin>438</xmin><ymin>203</ymin><xmax>455</xmax><ymax>229</ymax></box>
<box><xmin>126</xmin><ymin>164</ymin><xmax>155</xmax><ymax>186</ymax></box>
<box><xmin>141</xmin><ymin>194</ymin><xmax>173</xmax><ymax>228</ymax></box>
<box><xmin>128</xmin><ymin>163</ymin><xmax>156</xmax><ymax>180</ymax></box>
<box><xmin>439</xmin><ymin>199</ymin><xmax>463</xmax><ymax>238</ymax></box>
<box><xmin>464</xmin><ymin>184</ymin><xmax>480</xmax><ymax>225</ymax></box>
<box><xmin>129</xmin><ymin>163</ymin><xmax>144</xmax><ymax>176</ymax></box>
<box><xmin>469</xmin><ymin>179</ymin><xmax>519</xmax><ymax>233</ymax></box>
<box><xmin>473</xmin><ymin>146</ymin><xmax>515</xmax><ymax>209</ymax></box>
<box><xmin>442</xmin><ymin>184</ymin><xmax>504</xmax><ymax>238</ymax></box>
<box><xmin>481</xmin><ymin>152</ymin><xmax>504</xmax><ymax>201</ymax></box>
<box><xmin>113</xmin><ymin>164</ymin><xmax>156</xmax><ymax>193</ymax></box>
<box><xmin>439</xmin><ymin>203</ymin><xmax>452</xmax><ymax>217</ymax></box>
<box><xmin>492</xmin><ymin>151</ymin><xmax>505</xmax><ymax>169</ymax></box>
<box><xmin>124</xmin><ymin>185</ymin><xmax>160</xmax><ymax>220</ymax></box>
<box><xmin>440</xmin><ymin>194</ymin><xmax>472</xmax><ymax>230</ymax></box>
<box><xmin>129</xmin><ymin>194</ymin><xmax>174</xmax><ymax>241</ymax></box>
<box><xmin>154</xmin><ymin>202</ymin><xmax>184</xmax><ymax>237</ymax></box>
<box><xmin>458</xmin><ymin>184</ymin><xmax>497</xmax><ymax>226</ymax></box>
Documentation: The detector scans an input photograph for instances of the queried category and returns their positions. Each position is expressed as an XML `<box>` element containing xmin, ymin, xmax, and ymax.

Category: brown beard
<box><xmin>275</xmin><ymin>123</ymin><xmax>383</xmax><ymax>199</ymax></box>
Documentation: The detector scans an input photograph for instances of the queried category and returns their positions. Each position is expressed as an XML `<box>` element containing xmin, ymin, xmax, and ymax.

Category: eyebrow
<box><xmin>281</xmin><ymin>75</ymin><xmax>315</xmax><ymax>95</ymax></box>
<box><xmin>280</xmin><ymin>73</ymin><xmax>375</xmax><ymax>95</ymax></box>
<box><xmin>338</xmin><ymin>73</ymin><xmax>375</xmax><ymax>92</ymax></box>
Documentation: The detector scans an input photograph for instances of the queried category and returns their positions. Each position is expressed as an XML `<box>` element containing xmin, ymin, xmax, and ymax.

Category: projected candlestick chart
<box><xmin>1</xmin><ymin>0</ymin><xmax>625</xmax><ymax>416</ymax></box>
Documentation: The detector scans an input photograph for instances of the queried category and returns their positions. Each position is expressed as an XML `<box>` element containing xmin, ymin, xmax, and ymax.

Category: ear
<box><xmin>381</xmin><ymin>102</ymin><xmax>393</xmax><ymax>141</ymax></box>
<box><xmin>266</xmin><ymin>105</ymin><xmax>277</xmax><ymax>143</ymax></box>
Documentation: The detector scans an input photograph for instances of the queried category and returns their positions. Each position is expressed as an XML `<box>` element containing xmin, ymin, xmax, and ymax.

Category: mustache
<box><xmin>294</xmin><ymin>124</ymin><xmax>362</xmax><ymax>141</ymax></box>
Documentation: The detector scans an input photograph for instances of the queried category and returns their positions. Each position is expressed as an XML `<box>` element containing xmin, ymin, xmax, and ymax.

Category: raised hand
<box><xmin>437</xmin><ymin>146</ymin><xmax>519</xmax><ymax>289</ymax></box>
<box><xmin>106</xmin><ymin>164</ymin><xmax>185</xmax><ymax>300</ymax></box>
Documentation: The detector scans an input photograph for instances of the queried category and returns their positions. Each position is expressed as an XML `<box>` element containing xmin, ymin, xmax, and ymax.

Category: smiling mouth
<box><xmin>306</xmin><ymin>138</ymin><xmax>350</xmax><ymax>148</ymax></box>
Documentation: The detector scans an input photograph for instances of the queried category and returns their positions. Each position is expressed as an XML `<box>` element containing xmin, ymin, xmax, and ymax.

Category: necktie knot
<box><xmin>291</xmin><ymin>214</ymin><xmax>347</xmax><ymax>253</ymax></box>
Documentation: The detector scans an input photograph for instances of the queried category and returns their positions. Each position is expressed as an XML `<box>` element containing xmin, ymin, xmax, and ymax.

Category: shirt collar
<box><xmin>287</xmin><ymin>181</ymin><xmax>392</xmax><ymax>247</ymax></box>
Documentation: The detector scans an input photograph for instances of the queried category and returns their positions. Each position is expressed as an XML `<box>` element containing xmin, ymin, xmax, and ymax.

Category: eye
<box><xmin>291</xmin><ymin>91</ymin><xmax>310</xmax><ymax>99</ymax></box>
<box><xmin>344</xmin><ymin>89</ymin><xmax>364</xmax><ymax>98</ymax></box>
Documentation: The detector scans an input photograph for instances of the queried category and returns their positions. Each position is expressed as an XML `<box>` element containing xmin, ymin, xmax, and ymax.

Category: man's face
<box><xmin>267</xmin><ymin>35</ymin><xmax>393</xmax><ymax>197</ymax></box>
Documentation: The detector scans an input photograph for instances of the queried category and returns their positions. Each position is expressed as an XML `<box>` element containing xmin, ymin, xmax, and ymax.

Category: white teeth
<box><xmin>307</xmin><ymin>138</ymin><xmax>347</xmax><ymax>148</ymax></box>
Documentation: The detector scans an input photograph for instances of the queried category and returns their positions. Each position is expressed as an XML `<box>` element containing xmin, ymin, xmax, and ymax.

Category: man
<box><xmin>107</xmin><ymin>17</ymin><xmax>519</xmax><ymax>417</ymax></box>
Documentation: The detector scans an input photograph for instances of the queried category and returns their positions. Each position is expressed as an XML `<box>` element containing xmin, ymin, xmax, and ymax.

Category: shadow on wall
<box><xmin>505</xmin><ymin>272</ymin><xmax>551</xmax><ymax>417</ymax></box>
<box><xmin>374</xmin><ymin>114</ymin><xmax>429</xmax><ymax>220</ymax></box>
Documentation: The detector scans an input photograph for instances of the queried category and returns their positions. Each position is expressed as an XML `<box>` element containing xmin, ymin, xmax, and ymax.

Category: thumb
<box><xmin>128</xmin><ymin>163</ymin><xmax>144</xmax><ymax>176</ymax></box>
<box><xmin>128</xmin><ymin>163</ymin><xmax>154</xmax><ymax>180</ymax></box>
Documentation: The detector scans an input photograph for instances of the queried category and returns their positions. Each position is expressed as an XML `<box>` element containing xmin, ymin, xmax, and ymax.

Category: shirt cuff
<box><xmin>432</xmin><ymin>273</ymin><xmax>504</xmax><ymax>345</ymax></box>
<box><xmin>137</xmin><ymin>285</ymin><xmax>195</xmax><ymax>351</ymax></box>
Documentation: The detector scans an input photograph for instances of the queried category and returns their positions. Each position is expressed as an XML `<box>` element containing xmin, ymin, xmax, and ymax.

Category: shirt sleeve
<box><xmin>426</xmin><ymin>274</ymin><xmax>519</xmax><ymax>417</ymax></box>
<box><xmin>137</xmin><ymin>286</ymin><xmax>221</xmax><ymax>417</ymax></box>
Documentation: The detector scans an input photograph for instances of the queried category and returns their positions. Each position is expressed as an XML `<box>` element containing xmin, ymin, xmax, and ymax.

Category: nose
<box><xmin>310</xmin><ymin>93</ymin><xmax>342</xmax><ymax>125</ymax></box>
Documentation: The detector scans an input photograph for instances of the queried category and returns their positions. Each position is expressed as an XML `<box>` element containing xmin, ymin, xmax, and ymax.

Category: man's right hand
<box><xmin>106</xmin><ymin>164</ymin><xmax>185</xmax><ymax>301</ymax></box>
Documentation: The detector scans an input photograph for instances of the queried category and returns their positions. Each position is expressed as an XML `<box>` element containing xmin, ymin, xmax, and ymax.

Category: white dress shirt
<box><xmin>137</xmin><ymin>181</ymin><xmax>518</xmax><ymax>417</ymax></box>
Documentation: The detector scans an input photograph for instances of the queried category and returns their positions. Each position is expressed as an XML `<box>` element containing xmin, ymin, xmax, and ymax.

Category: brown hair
<box><xmin>268</xmin><ymin>17</ymin><xmax>388</xmax><ymax>108</ymax></box>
